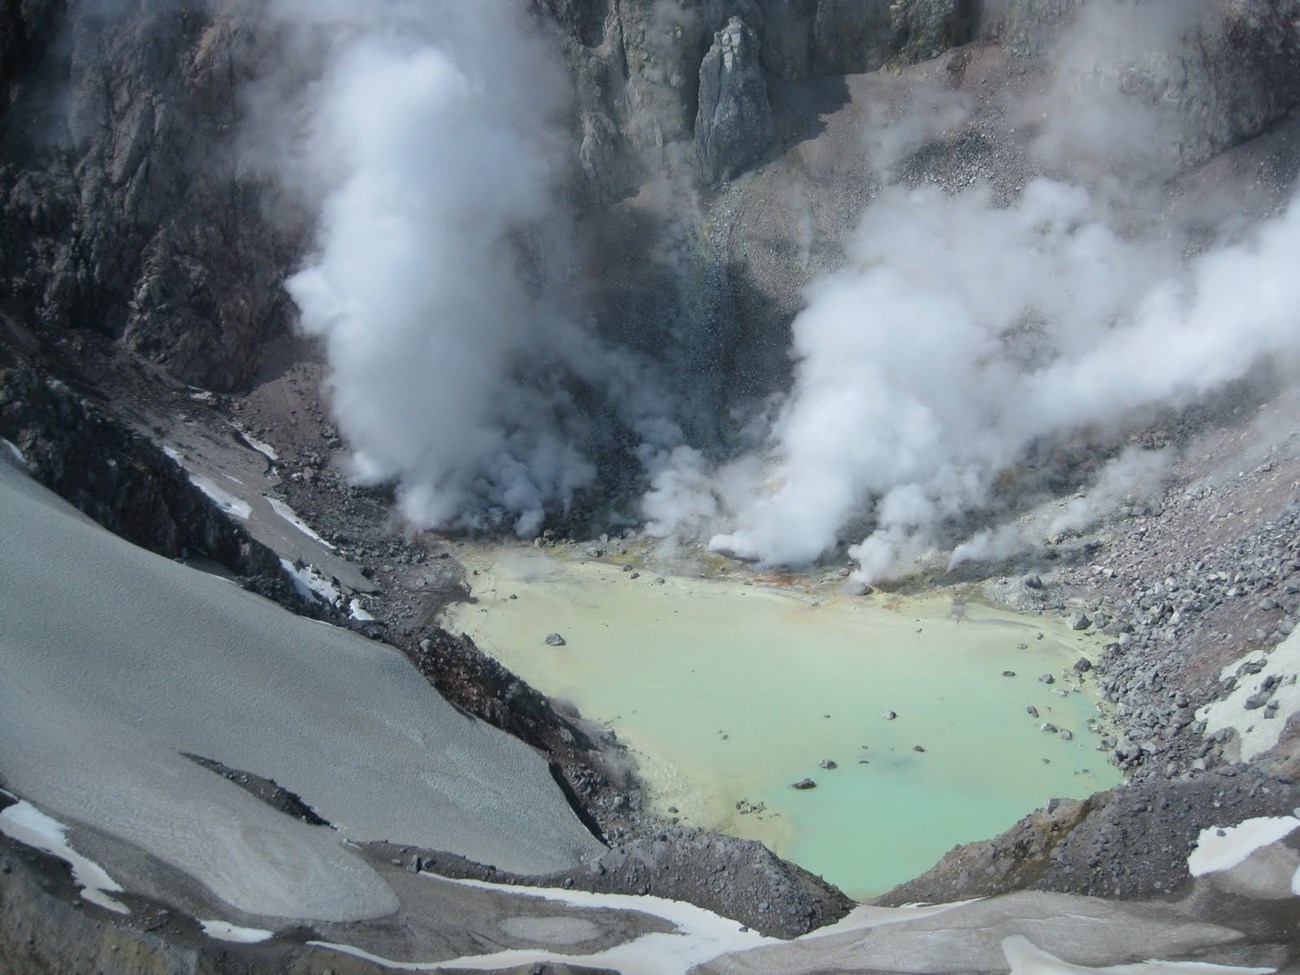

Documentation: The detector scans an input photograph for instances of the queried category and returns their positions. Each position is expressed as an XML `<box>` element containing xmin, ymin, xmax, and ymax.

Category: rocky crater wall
<box><xmin>2</xmin><ymin>0</ymin><xmax>1299</xmax><ymax>407</ymax></box>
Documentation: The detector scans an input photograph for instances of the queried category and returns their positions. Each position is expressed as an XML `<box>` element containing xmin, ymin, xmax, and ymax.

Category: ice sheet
<box><xmin>0</xmin><ymin>457</ymin><xmax>602</xmax><ymax>921</ymax></box>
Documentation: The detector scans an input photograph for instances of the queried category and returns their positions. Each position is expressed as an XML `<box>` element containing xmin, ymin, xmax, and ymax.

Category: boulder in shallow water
<box><xmin>544</xmin><ymin>632</ymin><xmax>567</xmax><ymax>647</ymax></box>
<box><xmin>791</xmin><ymin>778</ymin><xmax>817</xmax><ymax>790</ymax></box>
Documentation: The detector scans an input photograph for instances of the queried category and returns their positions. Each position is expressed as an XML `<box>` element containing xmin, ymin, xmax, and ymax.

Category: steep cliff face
<box><xmin>547</xmin><ymin>0</ymin><xmax>980</xmax><ymax>200</ymax></box>
<box><xmin>0</xmin><ymin>0</ymin><xmax>295</xmax><ymax>392</ymax></box>
<box><xmin>0</xmin><ymin>0</ymin><xmax>990</xmax><ymax>402</ymax></box>
<box><xmin>2</xmin><ymin>0</ymin><xmax>1299</xmax><ymax>403</ymax></box>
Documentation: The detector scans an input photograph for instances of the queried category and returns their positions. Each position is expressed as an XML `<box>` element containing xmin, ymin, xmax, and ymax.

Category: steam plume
<box><xmin>265</xmin><ymin>0</ymin><xmax>610</xmax><ymax>537</ymax></box>
<box><xmin>261</xmin><ymin>0</ymin><xmax>1300</xmax><ymax>579</ymax></box>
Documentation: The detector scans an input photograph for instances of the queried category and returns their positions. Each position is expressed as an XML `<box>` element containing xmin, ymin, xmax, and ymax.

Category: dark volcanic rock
<box><xmin>756</xmin><ymin>0</ymin><xmax>977</xmax><ymax>79</ymax></box>
<box><xmin>183</xmin><ymin>753</ymin><xmax>332</xmax><ymax>828</ymax></box>
<box><xmin>881</xmin><ymin>769</ymin><xmax>1300</xmax><ymax>905</ymax></box>
<box><xmin>0</xmin><ymin>0</ymin><xmax>297</xmax><ymax>391</ymax></box>
<box><xmin>0</xmin><ymin>360</ymin><xmax>295</xmax><ymax>600</ymax></box>
<box><xmin>382</xmin><ymin>825</ymin><xmax>854</xmax><ymax>940</ymax></box>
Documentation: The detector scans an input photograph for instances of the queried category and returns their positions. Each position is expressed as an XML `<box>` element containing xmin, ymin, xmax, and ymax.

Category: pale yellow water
<box><xmin>443</xmin><ymin>547</ymin><xmax>1120</xmax><ymax>898</ymax></box>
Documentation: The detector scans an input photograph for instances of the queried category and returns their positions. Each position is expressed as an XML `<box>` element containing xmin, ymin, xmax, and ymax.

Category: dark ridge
<box><xmin>0</xmin><ymin>357</ymin><xmax>331</xmax><ymax>621</ymax></box>
<box><xmin>548</xmin><ymin>760</ymin><xmax>610</xmax><ymax>846</ymax></box>
<box><xmin>182</xmin><ymin>753</ymin><xmax>333</xmax><ymax>828</ymax></box>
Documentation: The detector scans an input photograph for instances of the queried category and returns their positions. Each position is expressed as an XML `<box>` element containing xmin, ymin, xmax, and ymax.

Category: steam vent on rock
<box><xmin>5</xmin><ymin>0</ymin><xmax>1300</xmax><ymax>972</ymax></box>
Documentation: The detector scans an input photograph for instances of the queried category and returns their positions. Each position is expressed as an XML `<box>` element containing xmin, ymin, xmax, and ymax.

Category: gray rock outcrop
<box><xmin>696</xmin><ymin>17</ymin><xmax>776</xmax><ymax>182</ymax></box>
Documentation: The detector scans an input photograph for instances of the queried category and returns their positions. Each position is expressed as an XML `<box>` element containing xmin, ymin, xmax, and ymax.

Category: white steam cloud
<box><xmin>261</xmin><ymin>0</ymin><xmax>1300</xmax><ymax>579</ymax></box>
<box><xmin>265</xmin><ymin>0</ymin><xmax>630</xmax><ymax>537</ymax></box>
<box><xmin>1045</xmin><ymin>445</ymin><xmax>1170</xmax><ymax>539</ymax></box>
<box><xmin>702</xmin><ymin>171</ymin><xmax>1300</xmax><ymax>578</ymax></box>
<box><xmin>658</xmin><ymin>0</ymin><xmax>1300</xmax><ymax>579</ymax></box>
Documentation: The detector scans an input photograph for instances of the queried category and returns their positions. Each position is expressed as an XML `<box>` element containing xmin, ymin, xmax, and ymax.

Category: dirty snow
<box><xmin>0</xmin><ymin>801</ymin><xmax>129</xmax><ymax>914</ymax></box>
<box><xmin>239</xmin><ymin>432</ymin><xmax>280</xmax><ymax>462</ymax></box>
<box><xmin>1001</xmin><ymin>935</ymin><xmax>1273</xmax><ymax>975</ymax></box>
<box><xmin>200</xmin><ymin>919</ymin><xmax>276</xmax><ymax>943</ymax></box>
<box><xmin>267</xmin><ymin>496</ymin><xmax>335</xmax><ymax>548</ymax></box>
<box><xmin>188</xmin><ymin>472</ymin><xmax>253</xmax><ymax>520</ymax></box>
<box><xmin>281</xmin><ymin>557</ymin><xmax>342</xmax><ymax>606</ymax></box>
<box><xmin>1187</xmin><ymin>816</ymin><xmax>1300</xmax><ymax>877</ymax></box>
<box><xmin>1199</xmin><ymin>629</ymin><xmax>1300</xmax><ymax>762</ymax></box>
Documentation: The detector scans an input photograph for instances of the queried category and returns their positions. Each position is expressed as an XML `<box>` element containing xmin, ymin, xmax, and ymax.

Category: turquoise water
<box><xmin>446</xmin><ymin>549</ymin><xmax>1119</xmax><ymax>898</ymax></box>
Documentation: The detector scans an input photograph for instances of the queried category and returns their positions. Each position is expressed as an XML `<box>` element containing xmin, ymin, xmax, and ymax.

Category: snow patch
<box><xmin>239</xmin><ymin>432</ymin><xmax>279</xmax><ymax>462</ymax></box>
<box><xmin>266</xmin><ymin>497</ymin><xmax>335</xmax><ymax>548</ymax></box>
<box><xmin>281</xmin><ymin>558</ymin><xmax>342</xmax><ymax>607</ymax></box>
<box><xmin>2</xmin><ymin>438</ymin><xmax>26</xmax><ymax>466</ymax></box>
<box><xmin>189</xmin><ymin>474</ymin><xmax>252</xmax><ymax>519</ymax></box>
<box><xmin>1187</xmin><ymin>816</ymin><xmax>1300</xmax><ymax>877</ymax></box>
<box><xmin>349</xmin><ymin>598</ymin><xmax>375</xmax><ymax>622</ymax></box>
<box><xmin>200</xmin><ymin>919</ymin><xmax>276</xmax><ymax>943</ymax></box>
<box><xmin>1001</xmin><ymin>935</ymin><xmax>1274</xmax><ymax>974</ymax></box>
<box><xmin>1199</xmin><ymin>628</ymin><xmax>1300</xmax><ymax>761</ymax></box>
<box><xmin>312</xmin><ymin>874</ymin><xmax>778</xmax><ymax>975</ymax></box>
<box><xmin>162</xmin><ymin>444</ymin><xmax>254</xmax><ymax>520</ymax></box>
<box><xmin>0</xmin><ymin>801</ymin><xmax>129</xmax><ymax>914</ymax></box>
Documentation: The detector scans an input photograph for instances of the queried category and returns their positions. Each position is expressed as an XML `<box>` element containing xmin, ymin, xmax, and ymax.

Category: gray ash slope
<box><xmin>4</xmin><ymin>0</ymin><xmax>1300</xmax><ymax>973</ymax></box>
